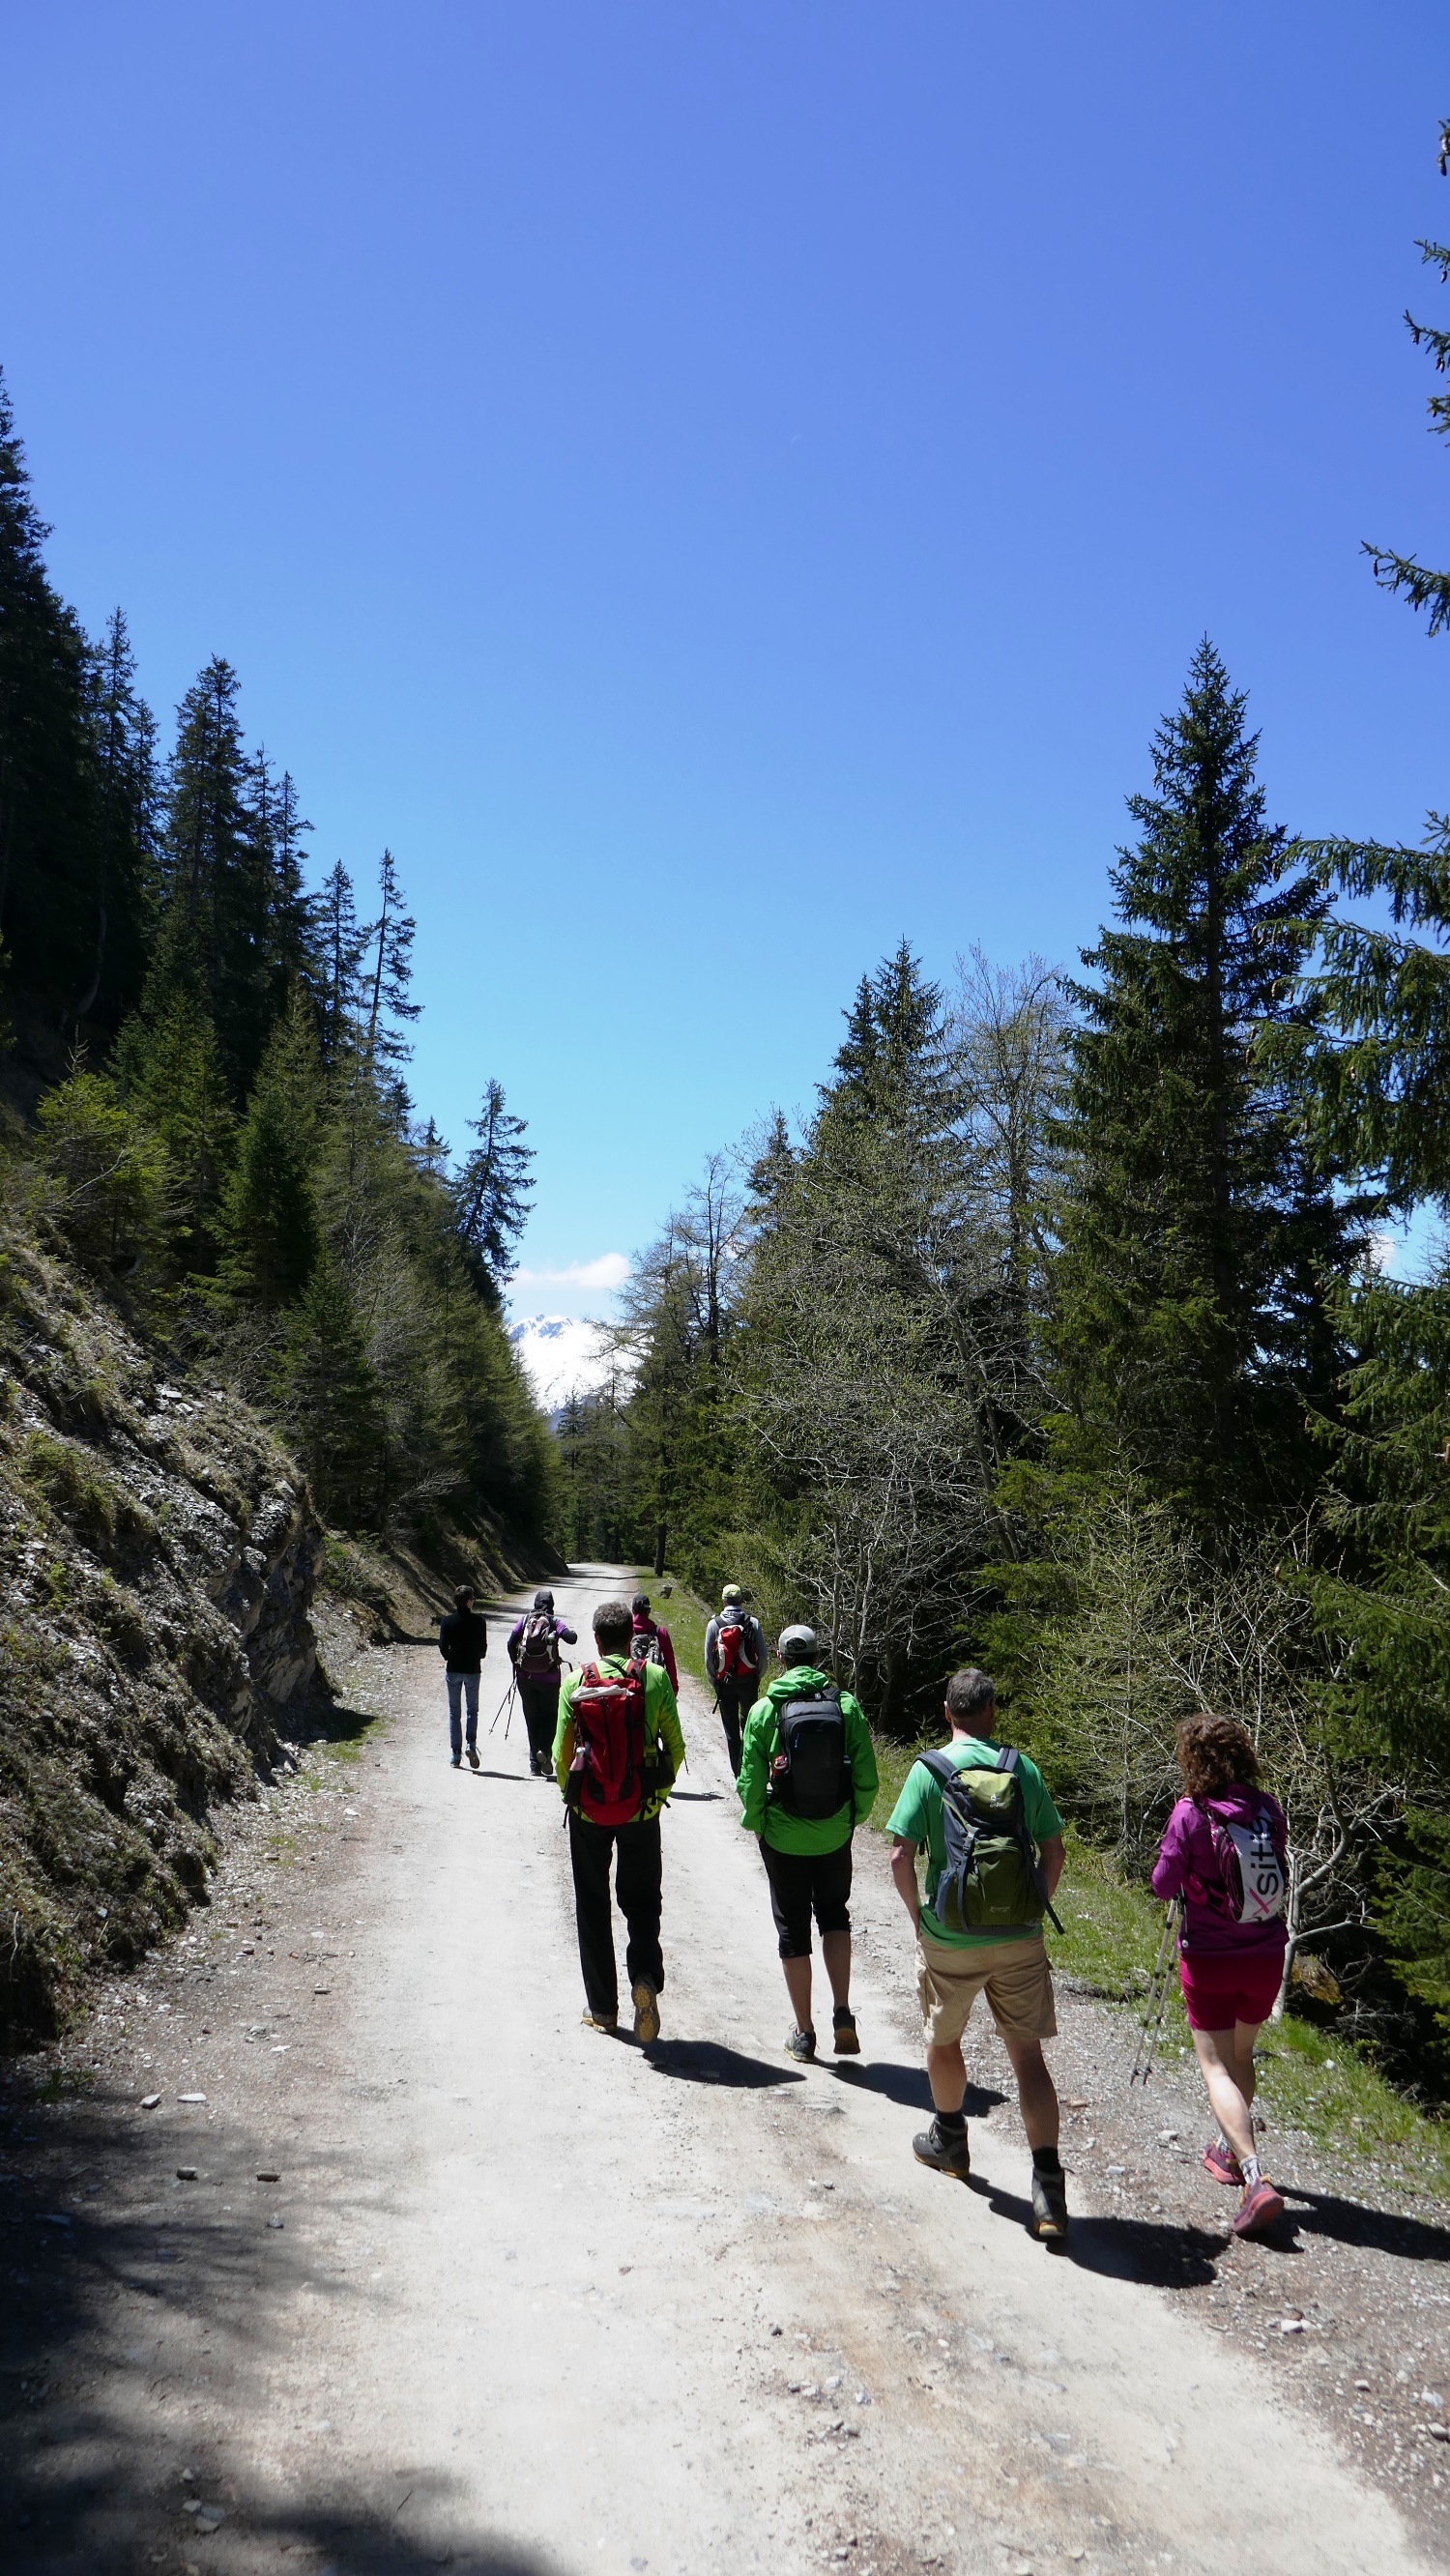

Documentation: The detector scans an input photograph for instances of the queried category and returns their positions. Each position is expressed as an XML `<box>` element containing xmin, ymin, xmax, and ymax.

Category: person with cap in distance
<box><xmin>704</xmin><ymin>1583</ymin><xmax>766</xmax><ymax>1778</ymax></box>
<box><xmin>738</xmin><ymin>1622</ymin><xmax>878</xmax><ymax>2061</ymax></box>
<box><xmin>508</xmin><ymin>1587</ymin><xmax>578</xmax><ymax>1776</ymax></box>
<box><xmin>554</xmin><ymin>1596</ymin><xmax>686</xmax><ymax>2040</ymax></box>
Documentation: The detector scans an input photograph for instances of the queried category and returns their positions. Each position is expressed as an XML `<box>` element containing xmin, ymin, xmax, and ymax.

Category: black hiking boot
<box><xmin>1030</xmin><ymin>2166</ymin><xmax>1069</xmax><ymax>2241</ymax></box>
<box><xmin>913</xmin><ymin>2118</ymin><xmax>972</xmax><ymax>2180</ymax></box>
<box><xmin>832</xmin><ymin>2006</ymin><xmax>860</xmax><ymax>2056</ymax></box>
<box><xmin>467</xmin><ymin>1744</ymin><xmax>479</xmax><ymax>1770</ymax></box>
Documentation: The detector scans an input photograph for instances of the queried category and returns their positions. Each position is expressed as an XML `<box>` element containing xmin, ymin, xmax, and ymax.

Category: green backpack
<box><xmin>921</xmin><ymin>1747</ymin><xmax>1062</xmax><ymax>1936</ymax></box>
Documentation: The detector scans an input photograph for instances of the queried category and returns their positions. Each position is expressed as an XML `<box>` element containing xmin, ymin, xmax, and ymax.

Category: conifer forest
<box><xmin>3</xmin><ymin>167</ymin><xmax>1450</xmax><ymax>2117</ymax></box>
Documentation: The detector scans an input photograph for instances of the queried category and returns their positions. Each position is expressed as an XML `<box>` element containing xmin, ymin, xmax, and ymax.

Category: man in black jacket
<box><xmin>438</xmin><ymin>1585</ymin><xmax>488</xmax><ymax>1770</ymax></box>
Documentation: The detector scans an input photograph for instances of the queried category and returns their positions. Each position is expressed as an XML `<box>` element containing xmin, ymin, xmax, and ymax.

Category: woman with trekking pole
<box><xmin>1150</xmin><ymin>1712</ymin><xmax>1290</xmax><ymax>2239</ymax></box>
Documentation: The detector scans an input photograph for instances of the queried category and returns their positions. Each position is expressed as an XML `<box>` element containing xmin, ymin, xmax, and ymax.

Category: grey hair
<box><xmin>945</xmin><ymin>1667</ymin><xmax>996</xmax><ymax>1722</ymax></box>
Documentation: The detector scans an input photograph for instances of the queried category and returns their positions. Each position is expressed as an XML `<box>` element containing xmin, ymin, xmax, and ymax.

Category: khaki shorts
<box><xmin>915</xmin><ymin>1930</ymin><xmax>1057</xmax><ymax>2047</ymax></box>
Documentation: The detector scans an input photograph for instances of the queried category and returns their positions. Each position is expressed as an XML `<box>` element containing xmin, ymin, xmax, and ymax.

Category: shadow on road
<box><xmin>1283</xmin><ymin>2186</ymin><xmax>1450</xmax><ymax>2265</ymax></box>
<box><xmin>960</xmin><ymin>2174</ymin><xmax>1225</xmax><ymax>2285</ymax></box>
<box><xmin>642</xmin><ymin>2039</ymin><xmax>806</xmax><ymax>2091</ymax></box>
<box><xmin>829</xmin><ymin>2059</ymin><xmax>1008</xmax><ymax>2117</ymax></box>
<box><xmin>0</xmin><ymin>2083</ymin><xmax>563</xmax><ymax>2576</ymax></box>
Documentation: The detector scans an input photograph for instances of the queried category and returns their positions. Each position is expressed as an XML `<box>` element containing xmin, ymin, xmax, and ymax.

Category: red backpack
<box><xmin>716</xmin><ymin>1607</ymin><xmax>759</xmax><ymax>1685</ymax></box>
<box><xmin>566</xmin><ymin>1656</ymin><xmax>657</xmax><ymax>1826</ymax></box>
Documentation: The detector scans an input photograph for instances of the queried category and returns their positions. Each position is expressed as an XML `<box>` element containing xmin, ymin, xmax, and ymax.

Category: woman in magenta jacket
<box><xmin>1151</xmin><ymin>1712</ymin><xmax>1290</xmax><ymax>2239</ymax></box>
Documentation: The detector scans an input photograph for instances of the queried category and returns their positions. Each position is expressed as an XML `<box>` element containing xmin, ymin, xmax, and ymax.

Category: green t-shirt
<box><xmin>887</xmin><ymin>1736</ymin><xmax>1063</xmax><ymax>1949</ymax></box>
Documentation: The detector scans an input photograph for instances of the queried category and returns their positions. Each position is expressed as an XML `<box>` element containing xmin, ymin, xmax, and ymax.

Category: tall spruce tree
<box><xmin>316</xmin><ymin>859</ymin><xmax>366</xmax><ymax>1074</ymax></box>
<box><xmin>78</xmin><ymin>607</ymin><xmax>160</xmax><ymax>1034</ymax></box>
<box><xmin>0</xmin><ymin>368</ymin><xmax>110</xmax><ymax>1027</ymax></box>
<box><xmin>1055</xmin><ymin>640</ymin><xmax>1359</xmax><ymax>1529</ymax></box>
<box><xmin>453</xmin><ymin>1081</ymin><xmax>535</xmax><ymax>1300</ymax></box>
<box><xmin>219</xmin><ymin>986</ymin><xmax>323</xmax><ymax>1307</ymax></box>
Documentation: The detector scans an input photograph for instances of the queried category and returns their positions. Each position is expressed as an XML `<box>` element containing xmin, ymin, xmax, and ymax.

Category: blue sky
<box><xmin>4</xmin><ymin>3</ymin><xmax>1448</xmax><ymax>1315</ymax></box>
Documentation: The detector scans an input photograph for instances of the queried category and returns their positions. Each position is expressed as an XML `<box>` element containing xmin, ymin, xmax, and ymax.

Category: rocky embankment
<box><xmin>0</xmin><ymin>1222</ymin><xmax>323</xmax><ymax>2044</ymax></box>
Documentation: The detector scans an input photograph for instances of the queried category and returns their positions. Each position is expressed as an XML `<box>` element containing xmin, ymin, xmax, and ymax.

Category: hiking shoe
<box><xmin>450</xmin><ymin>1754</ymin><xmax>462</xmax><ymax>1768</ymax></box>
<box><xmin>581</xmin><ymin>2009</ymin><xmax>619</xmax><ymax>2035</ymax></box>
<box><xmin>466</xmin><ymin>1745</ymin><xmax>480</xmax><ymax>1770</ymax></box>
<box><xmin>1232</xmin><ymin>2176</ymin><xmax>1286</xmax><ymax>2238</ymax></box>
<box><xmin>631</xmin><ymin>1979</ymin><xmax>661</xmax><ymax>2044</ymax></box>
<box><xmin>1030</xmin><ymin>2167</ymin><xmax>1069</xmax><ymax>2241</ymax></box>
<box><xmin>785</xmin><ymin>2026</ymin><xmax>817</xmax><ymax>2063</ymax></box>
<box><xmin>913</xmin><ymin>2118</ymin><xmax>972</xmax><ymax>2180</ymax></box>
<box><xmin>832</xmin><ymin>2007</ymin><xmax>860</xmax><ymax>2056</ymax></box>
<box><xmin>1203</xmin><ymin>2139</ymin><xmax>1243</xmax><ymax>2187</ymax></box>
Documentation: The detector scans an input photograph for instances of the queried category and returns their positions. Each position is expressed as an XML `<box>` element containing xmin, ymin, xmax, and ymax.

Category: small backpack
<box><xmin>768</xmin><ymin>1690</ymin><xmax>853</xmax><ymax>1821</ymax></box>
<box><xmin>517</xmin><ymin>1610</ymin><xmax>561</xmax><ymax>1677</ymax></box>
<box><xmin>566</xmin><ymin>1656</ymin><xmax>659</xmax><ymax>1827</ymax></box>
<box><xmin>716</xmin><ymin>1607</ymin><xmax>760</xmax><ymax>1686</ymax></box>
<box><xmin>631</xmin><ymin>1624</ymin><xmax>665</xmax><ymax>1667</ymax></box>
<box><xmin>1196</xmin><ymin>1804</ymin><xmax>1287</xmax><ymax>1926</ymax></box>
<box><xmin>921</xmin><ymin>1747</ymin><xmax>1062</xmax><ymax>1936</ymax></box>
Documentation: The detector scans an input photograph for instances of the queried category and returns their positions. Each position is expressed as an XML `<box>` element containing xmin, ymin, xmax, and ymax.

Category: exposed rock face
<box><xmin>0</xmin><ymin>1228</ymin><xmax>326</xmax><ymax>2043</ymax></box>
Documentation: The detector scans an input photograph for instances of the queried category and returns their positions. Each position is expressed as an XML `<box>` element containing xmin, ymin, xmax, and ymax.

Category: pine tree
<box><xmin>219</xmin><ymin>986</ymin><xmax>323</xmax><ymax>1307</ymax></box>
<box><xmin>78</xmin><ymin>607</ymin><xmax>160</xmax><ymax>1033</ymax></box>
<box><xmin>453</xmin><ymin>1081</ymin><xmax>535</xmax><ymax>1297</ymax></box>
<box><xmin>0</xmin><ymin>367</ymin><xmax>109</xmax><ymax>1026</ymax></box>
<box><xmin>1055</xmin><ymin>640</ymin><xmax>1360</xmax><ymax>1528</ymax></box>
<box><xmin>316</xmin><ymin>860</ymin><xmax>366</xmax><ymax>1075</ymax></box>
<box><xmin>160</xmin><ymin>656</ymin><xmax>277</xmax><ymax>1092</ymax></box>
<box><xmin>112</xmin><ymin>986</ymin><xmax>236</xmax><ymax>1272</ymax></box>
<box><xmin>1362</xmin><ymin>128</ymin><xmax>1450</xmax><ymax>631</ymax></box>
<box><xmin>361</xmin><ymin>848</ymin><xmax>420</xmax><ymax>1078</ymax></box>
<box><xmin>824</xmin><ymin>939</ymin><xmax>955</xmax><ymax>1143</ymax></box>
<box><xmin>269</xmin><ymin>767</ymin><xmax>320</xmax><ymax>1002</ymax></box>
<box><xmin>275</xmin><ymin>1253</ymin><xmax>387</xmax><ymax>1526</ymax></box>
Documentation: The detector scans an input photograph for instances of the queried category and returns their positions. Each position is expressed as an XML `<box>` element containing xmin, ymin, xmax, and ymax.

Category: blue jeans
<box><xmin>447</xmin><ymin>1671</ymin><xmax>479</xmax><ymax>1757</ymax></box>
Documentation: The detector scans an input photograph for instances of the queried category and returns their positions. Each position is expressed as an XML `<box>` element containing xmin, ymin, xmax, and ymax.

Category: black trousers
<box><xmin>517</xmin><ymin>1674</ymin><xmax>561</xmax><ymax>1770</ymax></box>
<box><xmin>566</xmin><ymin>1811</ymin><xmax>664</xmax><ymax>2019</ymax></box>
<box><xmin>715</xmin><ymin>1684</ymin><xmax>755</xmax><ymax>1779</ymax></box>
<box><xmin>760</xmin><ymin>1835</ymin><xmax>854</xmax><ymax>1959</ymax></box>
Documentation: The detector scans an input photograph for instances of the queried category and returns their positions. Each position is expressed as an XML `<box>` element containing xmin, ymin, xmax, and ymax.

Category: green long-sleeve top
<box><xmin>553</xmin><ymin>1655</ymin><xmax>686</xmax><ymax>1824</ymax></box>
<box><xmin>738</xmin><ymin>1665</ymin><xmax>878</xmax><ymax>1855</ymax></box>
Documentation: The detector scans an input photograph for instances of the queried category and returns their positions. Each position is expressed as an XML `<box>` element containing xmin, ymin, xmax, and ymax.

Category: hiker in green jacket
<box><xmin>738</xmin><ymin>1623</ymin><xmax>878</xmax><ymax>2063</ymax></box>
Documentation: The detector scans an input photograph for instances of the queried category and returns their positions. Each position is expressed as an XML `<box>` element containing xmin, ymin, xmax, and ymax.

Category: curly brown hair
<box><xmin>1174</xmin><ymin>1711</ymin><xmax>1260</xmax><ymax>1799</ymax></box>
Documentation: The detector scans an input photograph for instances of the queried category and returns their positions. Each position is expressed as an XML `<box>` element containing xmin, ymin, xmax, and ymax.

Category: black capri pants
<box><xmin>759</xmin><ymin>1836</ymin><xmax>854</xmax><ymax>1959</ymax></box>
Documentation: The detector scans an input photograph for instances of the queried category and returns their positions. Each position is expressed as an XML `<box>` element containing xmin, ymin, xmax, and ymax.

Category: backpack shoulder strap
<box><xmin>919</xmin><ymin>1749</ymin><xmax>958</xmax><ymax>1787</ymax></box>
<box><xmin>996</xmin><ymin>1745</ymin><xmax>1020</xmax><ymax>1775</ymax></box>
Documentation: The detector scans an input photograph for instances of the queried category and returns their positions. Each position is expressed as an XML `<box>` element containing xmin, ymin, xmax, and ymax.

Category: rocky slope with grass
<box><xmin>0</xmin><ymin>1215</ymin><xmax>325</xmax><ymax>2046</ymax></box>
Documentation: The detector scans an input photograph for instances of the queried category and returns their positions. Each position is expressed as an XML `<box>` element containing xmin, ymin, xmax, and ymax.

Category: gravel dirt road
<box><xmin>3</xmin><ymin>1563</ymin><xmax>1444</xmax><ymax>2576</ymax></box>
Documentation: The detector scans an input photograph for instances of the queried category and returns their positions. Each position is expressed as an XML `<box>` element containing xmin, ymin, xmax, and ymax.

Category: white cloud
<box><xmin>509</xmin><ymin>1314</ymin><xmax>622</xmax><ymax>1416</ymax></box>
<box><xmin>511</xmin><ymin>1252</ymin><xmax>631</xmax><ymax>1292</ymax></box>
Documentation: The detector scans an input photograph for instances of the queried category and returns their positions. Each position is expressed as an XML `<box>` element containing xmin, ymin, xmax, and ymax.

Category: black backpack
<box><xmin>768</xmin><ymin>1690</ymin><xmax>853</xmax><ymax>1821</ymax></box>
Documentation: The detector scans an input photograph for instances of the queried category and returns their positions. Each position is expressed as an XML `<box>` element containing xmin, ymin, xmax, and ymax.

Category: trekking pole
<box><xmin>1129</xmin><ymin>1899</ymin><xmax>1182</xmax><ymax>2087</ymax></box>
<box><xmin>487</xmin><ymin>1676</ymin><xmax>517</xmax><ymax>1737</ymax></box>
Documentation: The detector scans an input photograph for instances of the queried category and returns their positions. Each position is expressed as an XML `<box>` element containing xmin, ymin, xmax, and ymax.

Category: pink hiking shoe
<box><xmin>1232</xmin><ymin>2176</ymin><xmax>1286</xmax><ymax>2237</ymax></box>
<box><xmin>1203</xmin><ymin>2139</ymin><xmax>1243</xmax><ymax>2187</ymax></box>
